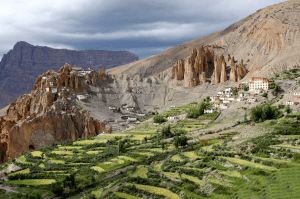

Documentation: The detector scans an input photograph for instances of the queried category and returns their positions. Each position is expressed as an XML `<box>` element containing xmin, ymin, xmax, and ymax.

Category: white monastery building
<box><xmin>249</xmin><ymin>77</ymin><xmax>273</xmax><ymax>91</ymax></box>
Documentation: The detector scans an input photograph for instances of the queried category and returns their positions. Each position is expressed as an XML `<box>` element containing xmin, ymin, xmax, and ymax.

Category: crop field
<box><xmin>8</xmin><ymin>168</ymin><xmax>30</xmax><ymax>176</ymax></box>
<box><xmin>171</xmin><ymin>154</ymin><xmax>184</xmax><ymax>162</ymax></box>
<box><xmin>73</xmin><ymin>139</ymin><xmax>107</xmax><ymax>145</ymax></box>
<box><xmin>218</xmin><ymin>171</ymin><xmax>242</xmax><ymax>178</ymax></box>
<box><xmin>3</xmin><ymin>107</ymin><xmax>300</xmax><ymax>199</ymax></box>
<box><xmin>146</xmin><ymin>148</ymin><xmax>166</xmax><ymax>153</ymax></box>
<box><xmin>272</xmin><ymin>144</ymin><xmax>300</xmax><ymax>150</ymax></box>
<box><xmin>5</xmin><ymin>179</ymin><xmax>56</xmax><ymax>185</ymax></box>
<box><xmin>114</xmin><ymin>192</ymin><xmax>143</xmax><ymax>199</ymax></box>
<box><xmin>184</xmin><ymin>151</ymin><xmax>202</xmax><ymax>159</ymax></box>
<box><xmin>221</xmin><ymin>157</ymin><xmax>278</xmax><ymax>171</ymax></box>
<box><xmin>91</xmin><ymin>188</ymin><xmax>103</xmax><ymax>199</ymax></box>
<box><xmin>128</xmin><ymin>184</ymin><xmax>181</xmax><ymax>199</ymax></box>
<box><xmin>131</xmin><ymin>166</ymin><xmax>148</xmax><ymax>178</ymax></box>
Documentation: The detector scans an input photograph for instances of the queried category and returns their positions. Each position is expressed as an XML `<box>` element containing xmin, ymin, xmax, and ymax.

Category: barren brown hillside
<box><xmin>109</xmin><ymin>0</ymin><xmax>300</xmax><ymax>79</ymax></box>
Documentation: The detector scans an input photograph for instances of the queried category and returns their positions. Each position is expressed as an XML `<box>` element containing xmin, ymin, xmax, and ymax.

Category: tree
<box><xmin>143</xmin><ymin>136</ymin><xmax>148</xmax><ymax>143</ymax></box>
<box><xmin>41</xmin><ymin>153</ymin><xmax>44</xmax><ymax>160</ymax></box>
<box><xmin>161</xmin><ymin>125</ymin><xmax>172</xmax><ymax>138</ymax></box>
<box><xmin>179</xmin><ymin>135</ymin><xmax>188</xmax><ymax>148</ymax></box>
<box><xmin>153</xmin><ymin>114</ymin><xmax>166</xmax><ymax>123</ymax></box>
<box><xmin>174</xmin><ymin>136</ymin><xmax>179</xmax><ymax>149</ymax></box>
<box><xmin>286</xmin><ymin>105</ymin><xmax>292</xmax><ymax>114</ymax></box>
<box><xmin>161</xmin><ymin>142</ymin><xmax>165</xmax><ymax>150</ymax></box>
<box><xmin>233</xmin><ymin>87</ymin><xmax>238</xmax><ymax>96</ymax></box>
<box><xmin>262</xmin><ymin>93</ymin><xmax>268</xmax><ymax>98</ymax></box>
<box><xmin>244</xmin><ymin>110</ymin><xmax>248</xmax><ymax>122</ymax></box>
<box><xmin>250</xmin><ymin>104</ymin><xmax>283</xmax><ymax>122</ymax></box>
<box><xmin>205</xmin><ymin>96</ymin><xmax>211</xmax><ymax>102</ymax></box>
<box><xmin>50</xmin><ymin>181</ymin><xmax>64</xmax><ymax>196</ymax></box>
<box><xmin>243</xmin><ymin>85</ymin><xmax>249</xmax><ymax>91</ymax></box>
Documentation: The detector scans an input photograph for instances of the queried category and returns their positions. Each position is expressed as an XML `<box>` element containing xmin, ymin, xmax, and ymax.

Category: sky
<box><xmin>0</xmin><ymin>0</ymin><xmax>285</xmax><ymax>60</ymax></box>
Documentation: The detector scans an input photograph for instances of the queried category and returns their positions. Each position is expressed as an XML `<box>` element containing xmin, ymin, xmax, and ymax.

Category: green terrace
<box><xmin>2</xmin><ymin>106</ymin><xmax>300</xmax><ymax>198</ymax></box>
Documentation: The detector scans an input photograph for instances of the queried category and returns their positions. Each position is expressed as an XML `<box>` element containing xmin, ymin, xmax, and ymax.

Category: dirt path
<box><xmin>0</xmin><ymin>184</ymin><xmax>19</xmax><ymax>194</ymax></box>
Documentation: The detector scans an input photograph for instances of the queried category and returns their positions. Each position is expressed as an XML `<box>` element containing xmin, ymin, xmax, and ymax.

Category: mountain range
<box><xmin>0</xmin><ymin>41</ymin><xmax>139</xmax><ymax>108</ymax></box>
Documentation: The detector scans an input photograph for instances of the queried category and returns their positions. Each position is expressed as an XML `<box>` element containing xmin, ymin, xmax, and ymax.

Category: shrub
<box><xmin>250</xmin><ymin>104</ymin><xmax>283</xmax><ymax>122</ymax></box>
<box><xmin>153</xmin><ymin>114</ymin><xmax>165</xmax><ymax>123</ymax></box>
<box><xmin>293</xmin><ymin>153</ymin><xmax>300</xmax><ymax>160</ymax></box>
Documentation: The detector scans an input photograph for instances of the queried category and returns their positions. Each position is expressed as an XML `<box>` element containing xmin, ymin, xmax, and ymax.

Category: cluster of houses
<box><xmin>209</xmin><ymin>77</ymin><xmax>276</xmax><ymax>111</ymax></box>
<box><xmin>71</xmin><ymin>66</ymin><xmax>93</xmax><ymax>77</ymax></box>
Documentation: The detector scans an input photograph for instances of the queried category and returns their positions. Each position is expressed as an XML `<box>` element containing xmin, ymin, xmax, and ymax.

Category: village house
<box><xmin>214</xmin><ymin>103</ymin><xmax>220</xmax><ymax>108</ymax></box>
<box><xmin>224</xmin><ymin>87</ymin><xmax>234</xmax><ymax>95</ymax></box>
<box><xmin>220</xmin><ymin>104</ymin><xmax>228</xmax><ymax>109</ymax></box>
<box><xmin>237</xmin><ymin>82</ymin><xmax>248</xmax><ymax>91</ymax></box>
<box><xmin>217</xmin><ymin>91</ymin><xmax>223</xmax><ymax>95</ymax></box>
<box><xmin>204</xmin><ymin>109</ymin><xmax>214</xmax><ymax>113</ymax></box>
<box><xmin>109</xmin><ymin>106</ymin><xmax>117</xmax><ymax>110</ymax></box>
<box><xmin>170</xmin><ymin>105</ymin><xmax>176</xmax><ymax>108</ymax></box>
<box><xmin>223</xmin><ymin>100</ymin><xmax>230</xmax><ymax>104</ymax></box>
<box><xmin>247</xmin><ymin>98</ymin><xmax>256</xmax><ymax>103</ymax></box>
<box><xmin>167</xmin><ymin>116</ymin><xmax>178</xmax><ymax>121</ymax></box>
<box><xmin>49</xmin><ymin>82</ymin><xmax>54</xmax><ymax>86</ymax></box>
<box><xmin>137</xmin><ymin>114</ymin><xmax>146</xmax><ymax>116</ymax></box>
<box><xmin>42</xmin><ymin>76</ymin><xmax>49</xmax><ymax>80</ymax></box>
<box><xmin>294</xmin><ymin>92</ymin><xmax>300</xmax><ymax>96</ymax></box>
<box><xmin>286</xmin><ymin>101</ymin><xmax>299</xmax><ymax>106</ymax></box>
<box><xmin>127</xmin><ymin>117</ymin><xmax>137</xmax><ymax>121</ymax></box>
<box><xmin>249</xmin><ymin>77</ymin><xmax>273</xmax><ymax>91</ymax></box>
<box><xmin>77</xmin><ymin>95</ymin><xmax>87</xmax><ymax>100</ymax></box>
<box><xmin>126</xmin><ymin>107</ymin><xmax>135</xmax><ymax>111</ymax></box>
<box><xmin>227</xmin><ymin>97</ymin><xmax>235</xmax><ymax>101</ymax></box>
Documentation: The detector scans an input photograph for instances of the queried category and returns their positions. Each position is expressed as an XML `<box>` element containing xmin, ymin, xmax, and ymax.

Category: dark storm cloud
<box><xmin>0</xmin><ymin>0</ymin><xmax>285</xmax><ymax>60</ymax></box>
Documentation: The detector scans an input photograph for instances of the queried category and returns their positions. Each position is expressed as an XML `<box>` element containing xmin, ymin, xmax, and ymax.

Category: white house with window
<box><xmin>77</xmin><ymin>95</ymin><xmax>87</xmax><ymax>100</ymax></box>
<box><xmin>220</xmin><ymin>104</ymin><xmax>228</xmax><ymax>109</ymax></box>
<box><xmin>50</xmin><ymin>82</ymin><xmax>54</xmax><ymax>86</ymax></box>
<box><xmin>249</xmin><ymin>77</ymin><xmax>273</xmax><ymax>91</ymax></box>
<box><xmin>294</xmin><ymin>92</ymin><xmax>300</xmax><ymax>96</ymax></box>
<box><xmin>127</xmin><ymin>117</ymin><xmax>137</xmax><ymax>121</ymax></box>
<box><xmin>286</xmin><ymin>101</ymin><xmax>294</xmax><ymax>105</ymax></box>
<box><xmin>109</xmin><ymin>106</ymin><xmax>116</xmax><ymax>110</ymax></box>
<box><xmin>204</xmin><ymin>109</ymin><xmax>214</xmax><ymax>113</ymax></box>
<box><xmin>167</xmin><ymin>116</ymin><xmax>178</xmax><ymax>120</ymax></box>
<box><xmin>170</xmin><ymin>105</ymin><xmax>176</xmax><ymax>108</ymax></box>
<box><xmin>247</xmin><ymin>98</ymin><xmax>256</xmax><ymax>103</ymax></box>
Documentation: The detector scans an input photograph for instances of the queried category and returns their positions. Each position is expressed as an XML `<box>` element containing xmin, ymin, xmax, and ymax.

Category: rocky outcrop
<box><xmin>171</xmin><ymin>47</ymin><xmax>215</xmax><ymax>87</ymax></box>
<box><xmin>230</xmin><ymin>59</ymin><xmax>237</xmax><ymax>83</ymax></box>
<box><xmin>0</xmin><ymin>64</ymin><xmax>106</xmax><ymax>163</ymax></box>
<box><xmin>220</xmin><ymin>55</ymin><xmax>227</xmax><ymax>83</ymax></box>
<box><xmin>0</xmin><ymin>41</ymin><xmax>139</xmax><ymax>109</ymax></box>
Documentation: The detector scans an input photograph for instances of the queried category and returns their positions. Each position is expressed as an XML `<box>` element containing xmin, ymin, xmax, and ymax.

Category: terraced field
<box><xmin>2</xmin><ymin>104</ymin><xmax>300</xmax><ymax>199</ymax></box>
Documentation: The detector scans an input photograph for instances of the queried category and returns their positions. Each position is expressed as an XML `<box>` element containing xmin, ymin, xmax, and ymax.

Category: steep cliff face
<box><xmin>171</xmin><ymin>47</ymin><xmax>215</xmax><ymax>87</ymax></box>
<box><xmin>171</xmin><ymin>47</ymin><xmax>246</xmax><ymax>86</ymax></box>
<box><xmin>0</xmin><ymin>41</ymin><xmax>139</xmax><ymax>109</ymax></box>
<box><xmin>0</xmin><ymin>64</ymin><xmax>106</xmax><ymax>163</ymax></box>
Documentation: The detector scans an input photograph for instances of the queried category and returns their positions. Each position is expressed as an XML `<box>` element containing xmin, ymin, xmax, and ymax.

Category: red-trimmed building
<box><xmin>249</xmin><ymin>77</ymin><xmax>273</xmax><ymax>91</ymax></box>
